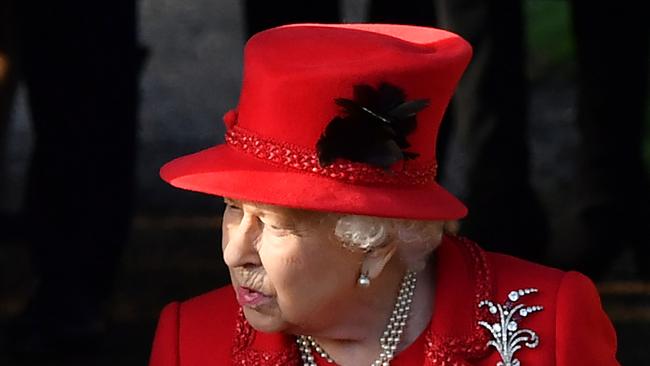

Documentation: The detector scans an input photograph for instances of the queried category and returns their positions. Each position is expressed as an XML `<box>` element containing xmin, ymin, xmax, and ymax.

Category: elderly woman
<box><xmin>149</xmin><ymin>24</ymin><xmax>618</xmax><ymax>365</ymax></box>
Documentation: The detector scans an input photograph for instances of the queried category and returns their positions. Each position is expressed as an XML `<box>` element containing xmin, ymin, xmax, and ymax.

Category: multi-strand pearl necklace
<box><xmin>297</xmin><ymin>271</ymin><xmax>417</xmax><ymax>366</ymax></box>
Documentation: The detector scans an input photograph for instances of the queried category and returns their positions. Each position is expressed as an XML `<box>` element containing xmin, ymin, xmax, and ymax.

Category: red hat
<box><xmin>161</xmin><ymin>23</ymin><xmax>471</xmax><ymax>220</ymax></box>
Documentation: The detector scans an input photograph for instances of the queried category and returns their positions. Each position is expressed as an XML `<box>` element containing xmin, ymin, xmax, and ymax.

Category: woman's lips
<box><xmin>235</xmin><ymin>286</ymin><xmax>272</xmax><ymax>307</ymax></box>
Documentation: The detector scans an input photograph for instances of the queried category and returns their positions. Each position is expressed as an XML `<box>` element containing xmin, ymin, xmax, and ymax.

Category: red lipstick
<box><xmin>235</xmin><ymin>286</ymin><xmax>272</xmax><ymax>307</ymax></box>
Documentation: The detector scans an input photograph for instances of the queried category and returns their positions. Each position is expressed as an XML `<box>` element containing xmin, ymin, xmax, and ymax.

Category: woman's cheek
<box><xmin>261</xmin><ymin>235</ymin><xmax>304</xmax><ymax>265</ymax></box>
<box><xmin>259</xmin><ymin>240</ymin><xmax>304</xmax><ymax>282</ymax></box>
<box><xmin>279</xmin><ymin>253</ymin><xmax>305</xmax><ymax>267</ymax></box>
<box><xmin>221</xmin><ymin>224</ymin><xmax>238</xmax><ymax>251</ymax></box>
<box><xmin>221</xmin><ymin>230</ymin><xmax>230</xmax><ymax>251</ymax></box>
<box><xmin>271</xmin><ymin>254</ymin><xmax>306</xmax><ymax>289</ymax></box>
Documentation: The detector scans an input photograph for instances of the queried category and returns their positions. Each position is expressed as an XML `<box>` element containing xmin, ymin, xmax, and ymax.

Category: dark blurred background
<box><xmin>1</xmin><ymin>0</ymin><xmax>649</xmax><ymax>364</ymax></box>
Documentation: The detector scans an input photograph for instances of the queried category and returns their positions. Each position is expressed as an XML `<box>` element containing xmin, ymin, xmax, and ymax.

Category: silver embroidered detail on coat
<box><xmin>478</xmin><ymin>288</ymin><xmax>543</xmax><ymax>366</ymax></box>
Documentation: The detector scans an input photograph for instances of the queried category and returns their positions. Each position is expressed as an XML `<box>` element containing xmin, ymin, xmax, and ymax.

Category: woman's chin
<box><xmin>242</xmin><ymin>305</ymin><xmax>287</xmax><ymax>333</ymax></box>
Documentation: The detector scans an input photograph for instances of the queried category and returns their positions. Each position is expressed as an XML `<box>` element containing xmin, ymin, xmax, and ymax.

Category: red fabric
<box><xmin>160</xmin><ymin>24</ymin><xmax>471</xmax><ymax>220</ymax></box>
<box><xmin>149</xmin><ymin>302</ymin><xmax>179</xmax><ymax>366</ymax></box>
<box><xmin>149</xmin><ymin>236</ymin><xmax>619</xmax><ymax>365</ymax></box>
<box><xmin>555</xmin><ymin>272</ymin><xmax>619</xmax><ymax>364</ymax></box>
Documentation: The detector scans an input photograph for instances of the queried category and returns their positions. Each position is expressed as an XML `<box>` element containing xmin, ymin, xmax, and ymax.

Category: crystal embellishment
<box><xmin>478</xmin><ymin>288</ymin><xmax>543</xmax><ymax>366</ymax></box>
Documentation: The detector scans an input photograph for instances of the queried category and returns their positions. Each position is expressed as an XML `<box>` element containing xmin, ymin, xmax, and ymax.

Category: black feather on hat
<box><xmin>316</xmin><ymin>83</ymin><xmax>429</xmax><ymax>170</ymax></box>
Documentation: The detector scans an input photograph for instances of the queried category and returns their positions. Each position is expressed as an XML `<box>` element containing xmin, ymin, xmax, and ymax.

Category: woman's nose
<box><xmin>222</xmin><ymin>214</ymin><xmax>261</xmax><ymax>268</ymax></box>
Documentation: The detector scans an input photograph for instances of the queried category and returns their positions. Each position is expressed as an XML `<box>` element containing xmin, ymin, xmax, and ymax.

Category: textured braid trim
<box><xmin>225</xmin><ymin>126</ymin><xmax>438</xmax><ymax>186</ymax></box>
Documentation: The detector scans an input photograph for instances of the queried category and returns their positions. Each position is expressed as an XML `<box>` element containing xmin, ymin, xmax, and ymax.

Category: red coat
<box><xmin>149</xmin><ymin>236</ymin><xmax>619</xmax><ymax>365</ymax></box>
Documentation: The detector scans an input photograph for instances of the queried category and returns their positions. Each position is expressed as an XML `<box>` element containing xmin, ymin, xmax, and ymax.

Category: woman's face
<box><xmin>222</xmin><ymin>198</ymin><xmax>366</xmax><ymax>334</ymax></box>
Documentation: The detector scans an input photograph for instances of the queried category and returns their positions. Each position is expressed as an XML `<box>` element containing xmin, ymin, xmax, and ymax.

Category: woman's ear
<box><xmin>361</xmin><ymin>243</ymin><xmax>398</xmax><ymax>280</ymax></box>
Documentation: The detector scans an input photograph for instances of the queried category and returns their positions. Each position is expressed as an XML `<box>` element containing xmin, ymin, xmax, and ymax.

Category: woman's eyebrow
<box><xmin>224</xmin><ymin>199</ymin><xmax>303</xmax><ymax>227</ymax></box>
<box><xmin>223</xmin><ymin>197</ymin><xmax>241</xmax><ymax>206</ymax></box>
<box><xmin>257</xmin><ymin>207</ymin><xmax>302</xmax><ymax>228</ymax></box>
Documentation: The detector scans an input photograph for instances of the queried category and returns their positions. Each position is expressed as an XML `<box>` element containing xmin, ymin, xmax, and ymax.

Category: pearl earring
<box><xmin>357</xmin><ymin>271</ymin><xmax>370</xmax><ymax>288</ymax></box>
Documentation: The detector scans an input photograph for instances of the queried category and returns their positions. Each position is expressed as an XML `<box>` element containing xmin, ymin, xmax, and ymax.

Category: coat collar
<box><xmin>424</xmin><ymin>235</ymin><xmax>494</xmax><ymax>364</ymax></box>
<box><xmin>232</xmin><ymin>235</ymin><xmax>495</xmax><ymax>365</ymax></box>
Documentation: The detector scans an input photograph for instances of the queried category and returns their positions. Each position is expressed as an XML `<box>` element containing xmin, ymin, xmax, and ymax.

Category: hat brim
<box><xmin>160</xmin><ymin>144</ymin><xmax>467</xmax><ymax>220</ymax></box>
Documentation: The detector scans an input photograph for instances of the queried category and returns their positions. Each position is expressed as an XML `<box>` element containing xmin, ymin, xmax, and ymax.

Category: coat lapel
<box><xmin>424</xmin><ymin>235</ymin><xmax>495</xmax><ymax>365</ymax></box>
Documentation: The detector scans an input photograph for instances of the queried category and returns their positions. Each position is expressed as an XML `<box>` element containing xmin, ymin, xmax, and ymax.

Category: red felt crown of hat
<box><xmin>161</xmin><ymin>23</ymin><xmax>472</xmax><ymax>220</ymax></box>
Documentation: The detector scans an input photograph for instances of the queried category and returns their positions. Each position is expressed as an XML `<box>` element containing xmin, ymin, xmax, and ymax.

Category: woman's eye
<box><xmin>224</xmin><ymin>204</ymin><xmax>243</xmax><ymax>220</ymax></box>
<box><xmin>264</xmin><ymin>222</ymin><xmax>283</xmax><ymax>231</ymax></box>
<box><xmin>262</xmin><ymin>220</ymin><xmax>291</xmax><ymax>235</ymax></box>
<box><xmin>225</xmin><ymin>202</ymin><xmax>241</xmax><ymax>211</ymax></box>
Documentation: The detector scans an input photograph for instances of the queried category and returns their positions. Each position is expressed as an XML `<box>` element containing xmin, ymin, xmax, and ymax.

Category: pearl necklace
<box><xmin>297</xmin><ymin>271</ymin><xmax>417</xmax><ymax>366</ymax></box>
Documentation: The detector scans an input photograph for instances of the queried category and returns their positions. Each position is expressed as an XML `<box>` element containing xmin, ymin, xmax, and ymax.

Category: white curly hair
<box><xmin>333</xmin><ymin>214</ymin><xmax>446</xmax><ymax>271</ymax></box>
